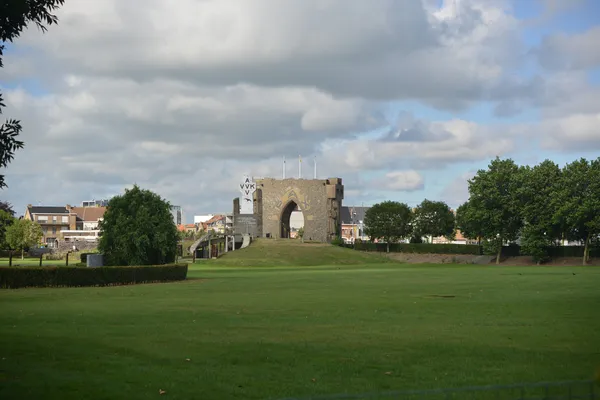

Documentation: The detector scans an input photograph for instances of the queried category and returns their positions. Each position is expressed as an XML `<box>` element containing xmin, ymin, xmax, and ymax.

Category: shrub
<box><xmin>330</xmin><ymin>236</ymin><xmax>345</xmax><ymax>247</ymax></box>
<box><xmin>0</xmin><ymin>264</ymin><xmax>188</xmax><ymax>289</ymax></box>
<box><xmin>98</xmin><ymin>185</ymin><xmax>179</xmax><ymax>266</ymax></box>
<box><xmin>353</xmin><ymin>242</ymin><xmax>482</xmax><ymax>255</ymax></box>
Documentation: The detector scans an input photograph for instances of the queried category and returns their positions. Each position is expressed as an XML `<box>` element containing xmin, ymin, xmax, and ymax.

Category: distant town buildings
<box><xmin>170</xmin><ymin>205</ymin><xmax>183</xmax><ymax>226</ymax></box>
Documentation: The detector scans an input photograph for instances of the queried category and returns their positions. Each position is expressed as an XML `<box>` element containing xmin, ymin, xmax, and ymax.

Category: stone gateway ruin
<box><xmin>233</xmin><ymin>177</ymin><xmax>344</xmax><ymax>243</ymax></box>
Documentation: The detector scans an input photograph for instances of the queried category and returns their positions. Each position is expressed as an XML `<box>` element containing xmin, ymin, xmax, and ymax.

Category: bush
<box><xmin>0</xmin><ymin>264</ymin><xmax>188</xmax><ymax>289</ymax></box>
<box><xmin>330</xmin><ymin>236</ymin><xmax>345</xmax><ymax>247</ymax></box>
<box><xmin>353</xmin><ymin>242</ymin><xmax>482</xmax><ymax>255</ymax></box>
<box><xmin>99</xmin><ymin>185</ymin><xmax>179</xmax><ymax>266</ymax></box>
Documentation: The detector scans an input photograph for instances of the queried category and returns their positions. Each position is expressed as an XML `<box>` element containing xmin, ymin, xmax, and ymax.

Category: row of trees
<box><xmin>364</xmin><ymin>198</ymin><xmax>456</xmax><ymax>253</ymax></box>
<box><xmin>363</xmin><ymin>157</ymin><xmax>600</xmax><ymax>265</ymax></box>
<box><xmin>456</xmin><ymin>157</ymin><xmax>600</xmax><ymax>265</ymax></box>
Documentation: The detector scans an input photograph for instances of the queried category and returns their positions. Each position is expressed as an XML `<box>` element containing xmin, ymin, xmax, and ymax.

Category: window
<box><xmin>52</xmin><ymin>216</ymin><xmax>57</xmax><ymax>222</ymax></box>
<box><xmin>61</xmin><ymin>227</ymin><xmax>68</xmax><ymax>231</ymax></box>
<box><xmin>52</xmin><ymin>227</ymin><xmax>56</xmax><ymax>234</ymax></box>
<box><xmin>62</xmin><ymin>216</ymin><xmax>69</xmax><ymax>223</ymax></box>
<box><xmin>37</xmin><ymin>215</ymin><xmax>48</xmax><ymax>222</ymax></box>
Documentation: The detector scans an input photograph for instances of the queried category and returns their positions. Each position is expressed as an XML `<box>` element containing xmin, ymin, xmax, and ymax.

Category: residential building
<box><xmin>205</xmin><ymin>214</ymin><xmax>233</xmax><ymax>234</ymax></box>
<box><xmin>81</xmin><ymin>199</ymin><xmax>110</xmax><ymax>207</ymax></box>
<box><xmin>24</xmin><ymin>205</ymin><xmax>77</xmax><ymax>248</ymax></box>
<box><xmin>24</xmin><ymin>204</ymin><xmax>107</xmax><ymax>247</ymax></box>
<box><xmin>340</xmin><ymin>206</ymin><xmax>370</xmax><ymax>243</ymax></box>
<box><xmin>59</xmin><ymin>205</ymin><xmax>106</xmax><ymax>242</ymax></box>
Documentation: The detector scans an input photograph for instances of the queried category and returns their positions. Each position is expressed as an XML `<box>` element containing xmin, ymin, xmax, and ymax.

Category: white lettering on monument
<box><xmin>239</xmin><ymin>175</ymin><xmax>256</xmax><ymax>214</ymax></box>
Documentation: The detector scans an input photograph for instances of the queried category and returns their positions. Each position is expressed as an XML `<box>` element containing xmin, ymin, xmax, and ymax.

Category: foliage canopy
<box><xmin>98</xmin><ymin>185</ymin><xmax>179</xmax><ymax>266</ymax></box>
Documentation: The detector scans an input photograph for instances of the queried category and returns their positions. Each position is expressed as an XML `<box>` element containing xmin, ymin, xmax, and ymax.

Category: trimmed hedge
<box><xmin>0</xmin><ymin>263</ymin><xmax>188</xmax><ymax>289</ymax></box>
<box><xmin>346</xmin><ymin>242</ymin><xmax>599</xmax><ymax>258</ymax></box>
<box><xmin>349</xmin><ymin>242</ymin><xmax>482</xmax><ymax>255</ymax></box>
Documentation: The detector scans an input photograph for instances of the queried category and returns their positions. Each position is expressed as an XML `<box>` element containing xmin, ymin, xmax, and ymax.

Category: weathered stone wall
<box><xmin>233</xmin><ymin>197</ymin><xmax>261</xmax><ymax>238</ymax></box>
<box><xmin>256</xmin><ymin>177</ymin><xmax>343</xmax><ymax>243</ymax></box>
<box><xmin>56</xmin><ymin>240</ymin><xmax>99</xmax><ymax>254</ymax></box>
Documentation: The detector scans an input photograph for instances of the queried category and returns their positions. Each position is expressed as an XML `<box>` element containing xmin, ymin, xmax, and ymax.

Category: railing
<box><xmin>274</xmin><ymin>380</ymin><xmax>598</xmax><ymax>400</ymax></box>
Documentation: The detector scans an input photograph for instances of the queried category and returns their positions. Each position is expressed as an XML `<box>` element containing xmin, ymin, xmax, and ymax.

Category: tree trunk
<box><xmin>386</xmin><ymin>242</ymin><xmax>390</xmax><ymax>253</ymax></box>
<box><xmin>21</xmin><ymin>249</ymin><xmax>24</xmax><ymax>260</ymax></box>
<box><xmin>496</xmin><ymin>246</ymin><xmax>501</xmax><ymax>265</ymax></box>
<box><xmin>583</xmin><ymin>235</ymin><xmax>590</xmax><ymax>265</ymax></box>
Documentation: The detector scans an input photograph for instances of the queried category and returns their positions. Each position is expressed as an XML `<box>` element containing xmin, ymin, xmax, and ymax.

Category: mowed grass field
<box><xmin>0</xmin><ymin>241</ymin><xmax>599</xmax><ymax>400</ymax></box>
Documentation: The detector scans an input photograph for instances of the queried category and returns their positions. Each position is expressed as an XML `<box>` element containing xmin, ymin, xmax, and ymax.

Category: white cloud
<box><xmin>374</xmin><ymin>171</ymin><xmax>425</xmax><ymax>192</ymax></box>
<box><xmin>536</xmin><ymin>26</ymin><xmax>600</xmax><ymax>70</ymax></box>
<box><xmin>0</xmin><ymin>0</ymin><xmax>598</xmax><ymax>220</ymax></box>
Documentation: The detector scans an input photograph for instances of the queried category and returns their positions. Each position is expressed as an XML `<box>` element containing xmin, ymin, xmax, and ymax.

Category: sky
<box><xmin>1</xmin><ymin>0</ymin><xmax>599</xmax><ymax>223</ymax></box>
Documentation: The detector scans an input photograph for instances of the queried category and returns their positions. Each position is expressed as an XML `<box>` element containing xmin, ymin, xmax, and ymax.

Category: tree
<box><xmin>98</xmin><ymin>185</ymin><xmax>179</xmax><ymax>266</ymax></box>
<box><xmin>455</xmin><ymin>200</ymin><xmax>484</xmax><ymax>245</ymax></box>
<box><xmin>0</xmin><ymin>210</ymin><xmax>15</xmax><ymax>249</ymax></box>
<box><xmin>364</xmin><ymin>201</ymin><xmax>413</xmax><ymax>252</ymax></box>
<box><xmin>412</xmin><ymin>199</ymin><xmax>455</xmax><ymax>242</ymax></box>
<box><xmin>517</xmin><ymin>160</ymin><xmax>563</xmax><ymax>263</ymax></box>
<box><xmin>297</xmin><ymin>227</ymin><xmax>305</xmax><ymax>242</ymax></box>
<box><xmin>1</xmin><ymin>0</ymin><xmax>65</xmax><ymax>188</ymax></box>
<box><xmin>0</xmin><ymin>200</ymin><xmax>15</xmax><ymax>216</ymax></box>
<box><xmin>5</xmin><ymin>218</ymin><xmax>42</xmax><ymax>259</ymax></box>
<box><xmin>553</xmin><ymin>158</ymin><xmax>600</xmax><ymax>265</ymax></box>
<box><xmin>467</xmin><ymin>157</ymin><xmax>523</xmax><ymax>264</ymax></box>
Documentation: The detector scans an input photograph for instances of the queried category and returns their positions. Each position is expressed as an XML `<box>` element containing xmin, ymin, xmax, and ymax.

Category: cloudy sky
<box><xmin>2</xmin><ymin>0</ymin><xmax>599</xmax><ymax>222</ymax></box>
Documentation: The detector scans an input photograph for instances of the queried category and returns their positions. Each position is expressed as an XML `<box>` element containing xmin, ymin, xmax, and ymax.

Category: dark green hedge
<box><xmin>0</xmin><ymin>264</ymin><xmax>188</xmax><ymax>289</ymax></box>
<box><xmin>346</xmin><ymin>242</ymin><xmax>599</xmax><ymax>258</ymax></box>
<box><xmin>349</xmin><ymin>242</ymin><xmax>482</xmax><ymax>255</ymax></box>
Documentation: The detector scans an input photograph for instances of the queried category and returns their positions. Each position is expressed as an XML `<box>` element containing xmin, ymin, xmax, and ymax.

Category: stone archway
<box><xmin>279</xmin><ymin>200</ymin><xmax>305</xmax><ymax>239</ymax></box>
<box><xmin>233</xmin><ymin>177</ymin><xmax>344</xmax><ymax>243</ymax></box>
<box><xmin>280</xmin><ymin>200</ymin><xmax>297</xmax><ymax>238</ymax></box>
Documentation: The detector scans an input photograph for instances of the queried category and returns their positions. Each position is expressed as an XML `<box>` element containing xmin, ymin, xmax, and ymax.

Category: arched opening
<box><xmin>280</xmin><ymin>201</ymin><xmax>305</xmax><ymax>239</ymax></box>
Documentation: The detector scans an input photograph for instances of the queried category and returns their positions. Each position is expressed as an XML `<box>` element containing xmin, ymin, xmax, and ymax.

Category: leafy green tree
<box><xmin>0</xmin><ymin>210</ymin><xmax>15</xmax><ymax>249</ymax></box>
<box><xmin>1</xmin><ymin>0</ymin><xmax>65</xmax><ymax>188</ymax></box>
<box><xmin>412</xmin><ymin>199</ymin><xmax>455</xmax><ymax>242</ymax></box>
<box><xmin>98</xmin><ymin>185</ymin><xmax>179</xmax><ymax>266</ymax></box>
<box><xmin>297</xmin><ymin>227</ymin><xmax>305</xmax><ymax>242</ymax></box>
<box><xmin>467</xmin><ymin>157</ymin><xmax>523</xmax><ymax>264</ymax></box>
<box><xmin>364</xmin><ymin>201</ymin><xmax>413</xmax><ymax>252</ymax></box>
<box><xmin>5</xmin><ymin>218</ymin><xmax>42</xmax><ymax>259</ymax></box>
<box><xmin>0</xmin><ymin>200</ymin><xmax>14</xmax><ymax>216</ymax></box>
<box><xmin>553</xmin><ymin>158</ymin><xmax>600</xmax><ymax>265</ymax></box>
<box><xmin>517</xmin><ymin>160</ymin><xmax>563</xmax><ymax>263</ymax></box>
<box><xmin>455</xmin><ymin>200</ymin><xmax>484</xmax><ymax>245</ymax></box>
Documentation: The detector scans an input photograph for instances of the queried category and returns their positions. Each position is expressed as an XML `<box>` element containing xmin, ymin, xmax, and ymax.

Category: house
<box><xmin>59</xmin><ymin>205</ymin><xmax>106</xmax><ymax>242</ymax></box>
<box><xmin>177</xmin><ymin>224</ymin><xmax>199</xmax><ymax>234</ymax></box>
<box><xmin>340</xmin><ymin>206</ymin><xmax>370</xmax><ymax>243</ymax></box>
<box><xmin>205</xmin><ymin>214</ymin><xmax>233</xmax><ymax>234</ymax></box>
<box><xmin>24</xmin><ymin>205</ymin><xmax>77</xmax><ymax>248</ymax></box>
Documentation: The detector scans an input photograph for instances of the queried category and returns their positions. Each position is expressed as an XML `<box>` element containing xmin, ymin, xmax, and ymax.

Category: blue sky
<box><xmin>1</xmin><ymin>0</ymin><xmax>599</xmax><ymax>221</ymax></box>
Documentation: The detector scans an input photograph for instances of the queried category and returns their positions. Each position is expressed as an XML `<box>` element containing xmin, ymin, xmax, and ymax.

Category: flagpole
<box><xmin>299</xmin><ymin>155</ymin><xmax>302</xmax><ymax>178</ymax></box>
<box><xmin>314</xmin><ymin>156</ymin><xmax>317</xmax><ymax>179</ymax></box>
<box><xmin>283</xmin><ymin>156</ymin><xmax>286</xmax><ymax>179</ymax></box>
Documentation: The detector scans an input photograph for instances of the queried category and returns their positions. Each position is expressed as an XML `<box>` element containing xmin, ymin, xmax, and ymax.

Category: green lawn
<box><xmin>1</xmin><ymin>262</ymin><xmax>598</xmax><ymax>400</ymax></box>
<box><xmin>208</xmin><ymin>239</ymin><xmax>391</xmax><ymax>267</ymax></box>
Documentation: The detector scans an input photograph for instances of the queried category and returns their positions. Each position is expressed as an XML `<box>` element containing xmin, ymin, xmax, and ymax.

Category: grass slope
<box><xmin>208</xmin><ymin>239</ymin><xmax>391</xmax><ymax>267</ymax></box>
<box><xmin>1</xmin><ymin>264</ymin><xmax>599</xmax><ymax>400</ymax></box>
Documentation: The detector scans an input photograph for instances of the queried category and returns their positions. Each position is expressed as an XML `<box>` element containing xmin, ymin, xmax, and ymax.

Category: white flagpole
<box><xmin>283</xmin><ymin>156</ymin><xmax>286</xmax><ymax>179</ymax></box>
<box><xmin>299</xmin><ymin>155</ymin><xmax>302</xmax><ymax>178</ymax></box>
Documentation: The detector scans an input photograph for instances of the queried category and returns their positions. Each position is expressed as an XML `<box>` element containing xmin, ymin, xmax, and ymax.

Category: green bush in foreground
<box><xmin>0</xmin><ymin>264</ymin><xmax>188</xmax><ymax>289</ymax></box>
